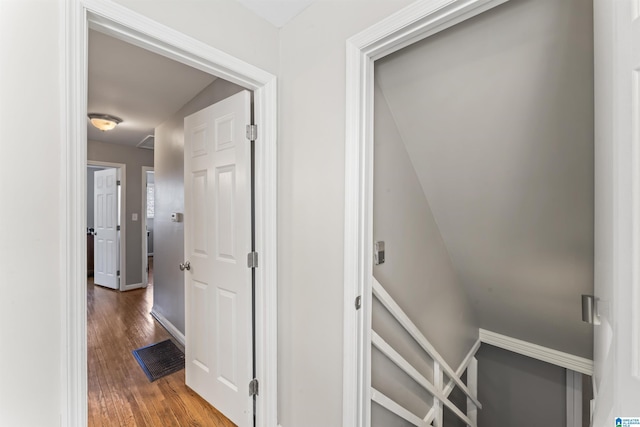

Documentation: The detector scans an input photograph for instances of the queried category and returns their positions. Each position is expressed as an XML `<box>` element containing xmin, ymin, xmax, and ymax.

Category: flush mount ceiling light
<box><xmin>88</xmin><ymin>113</ymin><xmax>122</xmax><ymax>131</ymax></box>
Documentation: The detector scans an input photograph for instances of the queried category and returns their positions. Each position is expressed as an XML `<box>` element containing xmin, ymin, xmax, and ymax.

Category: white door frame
<box><xmin>141</xmin><ymin>166</ymin><xmax>153</xmax><ymax>288</ymax></box>
<box><xmin>342</xmin><ymin>1</ymin><xmax>512</xmax><ymax>425</ymax></box>
<box><xmin>88</xmin><ymin>160</ymin><xmax>126</xmax><ymax>291</ymax></box>
<box><xmin>61</xmin><ymin>1</ymin><xmax>278</xmax><ymax>426</ymax></box>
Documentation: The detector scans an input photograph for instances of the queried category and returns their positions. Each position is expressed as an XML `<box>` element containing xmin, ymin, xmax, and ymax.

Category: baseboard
<box><xmin>479</xmin><ymin>329</ymin><xmax>593</xmax><ymax>375</ymax></box>
<box><xmin>150</xmin><ymin>308</ymin><xmax>186</xmax><ymax>346</ymax></box>
<box><xmin>122</xmin><ymin>282</ymin><xmax>144</xmax><ymax>291</ymax></box>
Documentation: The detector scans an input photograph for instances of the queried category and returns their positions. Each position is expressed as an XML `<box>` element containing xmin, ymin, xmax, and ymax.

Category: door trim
<box><xmin>342</xmin><ymin>0</ymin><xmax>511</xmax><ymax>425</ymax></box>
<box><xmin>61</xmin><ymin>1</ymin><xmax>278</xmax><ymax>426</ymax></box>
<box><xmin>87</xmin><ymin>160</ymin><xmax>126</xmax><ymax>291</ymax></box>
<box><xmin>141</xmin><ymin>166</ymin><xmax>153</xmax><ymax>288</ymax></box>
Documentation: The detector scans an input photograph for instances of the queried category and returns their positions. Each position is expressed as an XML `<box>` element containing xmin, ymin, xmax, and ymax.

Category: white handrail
<box><xmin>371</xmin><ymin>388</ymin><xmax>429</xmax><ymax>427</ymax></box>
<box><xmin>372</xmin><ymin>277</ymin><xmax>482</xmax><ymax>410</ymax></box>
<box><xmin>372</xmin><ymin>331</ymin><xmax>477</xmax><ymax>427</ymax></box>
<box><xmin>424</xmin><ymin>339</ymin><xmax>481</xmax><ymax>424</ymax></box>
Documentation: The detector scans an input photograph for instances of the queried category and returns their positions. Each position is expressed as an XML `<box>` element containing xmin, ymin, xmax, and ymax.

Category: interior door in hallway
<box><xmin>93</xmin><ymin>167</ymin><xmax>119</xmax><ymax>290</ymax></box>
<box><xmin>183</xmin><ymin>90</ymin><xmax>254</xmax><ymax>427</ymax></box>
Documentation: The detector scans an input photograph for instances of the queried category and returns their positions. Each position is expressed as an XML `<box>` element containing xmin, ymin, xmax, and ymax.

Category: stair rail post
<box><xmin>434</xmin><ymin>361</ymin><xmax>443</xmax><ymax>426</ymax></box>
<box><xmin>466</xmin><ymin>357</ymin><xmax>478</xmax><ymax>426</ymax></box>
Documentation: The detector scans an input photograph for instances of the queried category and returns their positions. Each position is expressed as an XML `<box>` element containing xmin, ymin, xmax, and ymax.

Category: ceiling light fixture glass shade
<box><xmin>88</xmin><ymin>113</ymin><xmax>122</xmax><ymax>131</ymax></box>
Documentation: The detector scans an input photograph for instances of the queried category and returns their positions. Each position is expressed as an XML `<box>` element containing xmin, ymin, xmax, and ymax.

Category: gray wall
<box><xmin>375</xmin><ymin>0</ymin><xmax>594</xmax><ymax>358</ymax></box>
<box><xmin>88</xmin><ymin>140</ymin><xmax>154</xmax><ymax>285</ymax></box>
<box><xmin>153</xmin><ymin>78</ymin><xmax>244</xmax><ymax>334</ymax></box>
<box><xmin>371</xmin><ymin>82</ymin><xmax>478</xmax><ymax>425</ymax></box>
<box><xmin>476</xmin><ymin>344</ymin><xmax>566</xmax><ymax>427</ymax></box>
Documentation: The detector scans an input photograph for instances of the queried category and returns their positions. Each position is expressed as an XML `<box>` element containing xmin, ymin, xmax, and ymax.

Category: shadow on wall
<box><xmin>477</xmin><ymin>344</ymin><xmax>592</xmax><ymax>427</ymax></box>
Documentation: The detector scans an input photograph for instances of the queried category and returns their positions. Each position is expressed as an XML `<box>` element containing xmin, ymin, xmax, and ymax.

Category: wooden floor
<box><xmin>88</xmin><ymin>258</ymin><xmax>236</xmax><ymax>427</ymax></box>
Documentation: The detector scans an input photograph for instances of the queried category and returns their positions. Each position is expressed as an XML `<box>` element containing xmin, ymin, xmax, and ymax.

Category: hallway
<box><xmin>87</xmin><ymin>259</ymin><xmax>235</xmax><ymax>426</ymax></box>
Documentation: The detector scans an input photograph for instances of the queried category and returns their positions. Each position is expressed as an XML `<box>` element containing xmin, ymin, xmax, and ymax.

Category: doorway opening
<box><xmin>61</xmin><ymin>2</ymin><xmax>278</xmax><ymax>427</ymax></box>
<box><xmin>142</xmin><ymin>167</ymin><xmax>154</xmax><ymax>288</ymax></box>
<box><xmin>342</xmin><ymin>0</ymin><xmax>521</xmax><ymax>425</ymax></box>
<box><xmin>87</xmin><ymin>161</ymin><xmax>126</xmax><ymax>291</ymax></box>
<box><xmin>344</xmin><ymin>0</ymin><xmax>596</xmax><ymax>426</ymax></box>
<box><xmin>85</xmin><ymin>27</ymin><xmax>259</xmax><ymax>426</ymax></box>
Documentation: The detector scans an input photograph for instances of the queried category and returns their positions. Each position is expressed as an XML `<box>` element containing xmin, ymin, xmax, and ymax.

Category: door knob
<box><xmin>179</xmin><ymin>261</ymin><xmax>191</xmax><ymax>271</ymax></box>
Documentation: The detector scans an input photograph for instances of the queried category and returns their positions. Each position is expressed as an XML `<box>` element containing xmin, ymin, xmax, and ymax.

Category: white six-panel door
<box><xmin>94</xmin><ymin>168</ymin><xmax>119</xmax><ymax>289</ymax></box>
<box><xmin>184</xmin><ymin>90</ymin><xmax>253</xmax><ymax>427</ymax></box>
<box><xmin>593</xmin><ymin>0</ymin><xmax>640</xmax><ymax>422</ymax></box>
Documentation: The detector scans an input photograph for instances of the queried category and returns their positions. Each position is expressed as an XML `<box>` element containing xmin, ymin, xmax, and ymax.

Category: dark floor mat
<box><xmin>132</xmin><ymin>339</ymin><xmax>185</xmax><ymax>382</ymax></box>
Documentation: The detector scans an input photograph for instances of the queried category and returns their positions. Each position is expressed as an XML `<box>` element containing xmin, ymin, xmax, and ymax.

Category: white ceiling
<box><xmin>375</xmin><ymin>0</ymin><xmax>594</xmax><ymax>358</ymax></box>
<box><xmin>234</xmin><ymin>0</ymin><xmax>316</xmax><ymax>27</ymax></box>
<box><xmin>87</xmin><ymin>0</ymin><xmax>316</xmax><ymax>148</ymax></box>
<box><xmin>87</xmin><ymin>30</ymin><xmax>216</xmax><ymax>147</ymax></box>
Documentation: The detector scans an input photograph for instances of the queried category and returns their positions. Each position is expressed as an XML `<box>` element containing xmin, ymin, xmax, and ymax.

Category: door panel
<box><xmin>184</xmin><ymin>90</ymin><xmax>253</xmax><ymax>427</ymax></box>
<box><xmin>94</xmin><ymin>168</ymin><xmax>119</xmax><ymax>289</ymax></box>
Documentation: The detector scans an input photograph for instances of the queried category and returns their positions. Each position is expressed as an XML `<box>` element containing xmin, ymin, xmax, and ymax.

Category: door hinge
<box><xmin>116</xmin><ymin>180</ymin><xmax>121</xmax><ymax>186</ymax></box>
<box><xmin>247</xmin><ymin>251</ymin><xmax>258</xmax><ymax>269</ymax></box>
<box><xmin>249</xmin><ymin>378</ymin><xmax>259</xmax><ymax>396</ymax></box>
<box><xmin>117</xmin><ymin>270</ymin><xmax>120</xmax><ymax>276</ymax></box>
<box><xmin>117</xmin><ymin>225</ymin><xmax>121</xmax><ymax>231</ymax></box>
<box><xmin>246</xmin><ymin>124</ymin><xmax>258</xmax><ymax>141</ymax></box>
<box><xmin>355</xmin><ymin>295</ymin><xmax>362</xmax><ymax>310</ymax></box>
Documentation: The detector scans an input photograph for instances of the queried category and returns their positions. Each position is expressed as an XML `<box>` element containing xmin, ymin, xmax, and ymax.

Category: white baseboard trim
<box><xmin>122</xmin><ymin>282</ymin><xmax>144</xmax><ymax>291</ymax></box>
<box><xmin>479</xmin><ymin>329</ymin><xmax>593</xmax><ymax>375</ymax></box>
<box><xmin>150</xmin><ymin>308</ymin><xmax>186</xmax><ymax>346</ymax></box>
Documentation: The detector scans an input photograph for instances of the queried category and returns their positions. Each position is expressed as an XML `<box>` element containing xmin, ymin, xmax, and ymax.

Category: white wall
<box><xmin>113</xmin><ymin>0</ymin><xmax>279</xmax><ymax>76</ymax></box>
<box><xmin>0</xmin><ymin>0</ymin><xmax>63</xmax><ymax>425</ymax></box>
<box><xmin>277</xmin><ymin>2</ymin><xmax>414</xmax><ymax>426</ymax></box>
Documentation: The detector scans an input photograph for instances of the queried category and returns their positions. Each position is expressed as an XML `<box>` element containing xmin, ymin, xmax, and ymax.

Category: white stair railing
<box><xmin>372</xmin><ymin>277</ymin><xmax>481</xmax><ymax>427</ymax></box>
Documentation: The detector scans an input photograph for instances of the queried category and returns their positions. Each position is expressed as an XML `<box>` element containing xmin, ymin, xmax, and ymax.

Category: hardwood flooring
<box><xmin>88</xmin><ymin>258</ymin><xmax>235</xmax><ymax>427</ymax></box>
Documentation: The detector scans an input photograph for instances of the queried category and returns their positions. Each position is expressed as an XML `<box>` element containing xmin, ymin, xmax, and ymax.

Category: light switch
<box><xmin>132</xmin><ymin>213</ymin><xmax>138</xmax><ymax>221</ymax></box>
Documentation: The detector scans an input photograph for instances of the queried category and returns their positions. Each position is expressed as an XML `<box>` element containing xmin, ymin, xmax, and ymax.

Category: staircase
<box><xmin>371</xmin><ymin>277</ymin><xmax>480</xmax><ymax>427</ymax></box>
